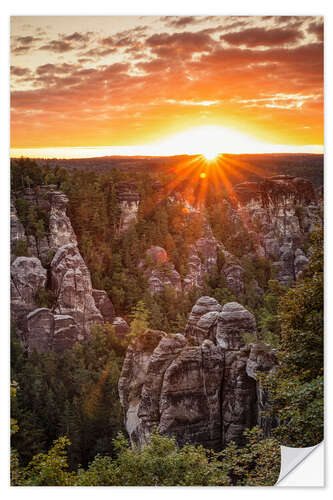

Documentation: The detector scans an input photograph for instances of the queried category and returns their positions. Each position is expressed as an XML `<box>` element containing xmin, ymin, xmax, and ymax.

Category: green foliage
<box><xmin>264</xmin><ymin>227</ymin><xmax>323</xmax><ymax>447</ymax></box>
<box><xmin>128</xmin><ymin>300</ymin><xmax>150</xmax><ymax>339</ymax></box>
<box><xmin>13</xmin><ymin>428</ymin><xmax>280</xmax><ymax>486</ymax></box>
<box><xmin>11</xmin><ymin>327</ymin><xmax>124</xmax><ymax>469</ymax></box>
<box><xmin>35</xmin><ymin>286</ymin><xmax>57</xmax><ymax>309</ymax></box>
<box><xmin>15</xmin><ymin>196</ymin><xmax>49</xmax><ymax>242</ymax></box>
<box><xmin>18</xmin><ymin>437</ymin><xmax>74</xmax><ymax>486</ymax></box>
<box><xmin>218</xmin><ymin>427</ymin><xmax>280</xmax><ymax>486</ymax></box>
<box><xmin>12</xmin><ymin>239</ymin><xmax>30</xmax><ymax>257</ymax></box>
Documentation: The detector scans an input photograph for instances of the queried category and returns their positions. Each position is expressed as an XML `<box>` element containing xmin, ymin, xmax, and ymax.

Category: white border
<box><xmin>1</xmin><ymin>0</ymin><xmax>331</xmax><ymax>496</ymax></box>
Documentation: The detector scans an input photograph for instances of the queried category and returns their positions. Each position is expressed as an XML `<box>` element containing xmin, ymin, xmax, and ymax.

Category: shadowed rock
<box><xmin>119</xmin><ymin>297</ymin><xmax>277</xmax><ymax>451</ymax></box>
<box><xmin>92</xmin><ymin>289</ymin><xmax>115</xmax><ymax>324</ymax></box>
<box><xmin>26</xmin><ymin>308</ymin><xmax>54</xmax><ymax>353</ymax></box>
<box><xmin>216</xmin><ymin>302</ymin><xmax>256</xmax><ymax>350</ymax></box>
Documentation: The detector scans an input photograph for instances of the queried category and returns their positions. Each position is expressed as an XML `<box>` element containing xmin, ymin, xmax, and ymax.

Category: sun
<box><xmin>202</xmin><ymin>151</ymin><xmax>220</xmax><ymax>161</ymax></box>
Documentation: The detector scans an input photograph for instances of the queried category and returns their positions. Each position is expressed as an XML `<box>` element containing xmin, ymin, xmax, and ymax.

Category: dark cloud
<box><xmin>221</xmin><ymin>26</ymin><xmax>304</xmax><ymax>47</ymax></box>
<box><xmin>36</xmin><ymin>63</ymin><xmax>79</xmax><ymax>75</ymax></box>
<box><xmin>16</xmin><ymin>35</ymin><xmax>41</xmax><ymax>44</ymax></box>
<box><xmin>64</xmin><ymin>32</ymin><xmax>91</xmax><ymax>43</ymax></box>
<box><xmin>39</xmin><ymin>39</ymin><xmax>74</xmax><ymax>53</ymax></box>
<box><xmin>146</xmin><ymin>30</ymin><xmax>216</xmax><ymax>59</ymax></box>
<box><xmin>12</xmin><ymin>35</ymin><xmax>43</xmax><ymax>55</ymax></box>
<box><xmin>161</xmin><ymin>16</ymin><xmax>198</xmax><ymax>28</ymax></box>
<box><xmin>11</xmin><ymin>66</ymin><xmax>31</xmax><ymax>77</ymax></box>
<box><xmin>308</xmin><ymin>20</ymin><xmax>324</xmax><ymax>41</ymax></box>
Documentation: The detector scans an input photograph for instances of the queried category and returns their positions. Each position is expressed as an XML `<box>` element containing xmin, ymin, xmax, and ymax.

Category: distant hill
<box><xmin>27</xmin><ymin>153</ymin><xmax>323</xmax><ymax>188</ymax></box>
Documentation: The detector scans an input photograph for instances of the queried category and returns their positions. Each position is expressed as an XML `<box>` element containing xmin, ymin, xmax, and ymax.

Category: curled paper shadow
<box><xmin>276</xmin><ymin>442</ymin><xmax>324</xmax><ymax>486</ymax></box>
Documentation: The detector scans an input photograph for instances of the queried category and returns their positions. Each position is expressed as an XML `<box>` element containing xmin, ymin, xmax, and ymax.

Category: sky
<box><xmin>10</xmin><ymin>15</ymin><xmax>324</xmax><ymax>157</ymax></box>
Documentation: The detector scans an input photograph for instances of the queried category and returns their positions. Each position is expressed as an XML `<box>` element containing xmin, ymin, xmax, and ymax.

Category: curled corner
<box><xmin>276</xmin><ymin>441</ymin><xmax>324</xmax><ymax>486</ymax></box>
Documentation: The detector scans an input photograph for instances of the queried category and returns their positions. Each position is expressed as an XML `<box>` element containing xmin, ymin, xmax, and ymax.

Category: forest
<box><xmin>10</xmin><ymin>158</ymin><xmax>323</xmax><ymax>486</ymax></box>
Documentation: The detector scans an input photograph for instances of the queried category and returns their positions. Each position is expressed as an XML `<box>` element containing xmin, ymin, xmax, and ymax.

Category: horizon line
<box><xmin>10</xmin><ymin>144</ymin><xmax>324</xmax><ymax>160</ymax></box>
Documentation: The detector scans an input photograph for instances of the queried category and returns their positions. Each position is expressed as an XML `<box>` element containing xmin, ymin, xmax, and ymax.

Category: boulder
<box><xmin>145</xmin><ymin>246</ymin><xmax>169</xmax><ymax>265</ymax></box>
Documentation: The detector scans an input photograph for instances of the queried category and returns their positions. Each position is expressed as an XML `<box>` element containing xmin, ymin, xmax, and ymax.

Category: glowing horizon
<box><xmin>10</xmin><ymin>125</ymin><xmax>323</xmax><ymax>159</ymax></box>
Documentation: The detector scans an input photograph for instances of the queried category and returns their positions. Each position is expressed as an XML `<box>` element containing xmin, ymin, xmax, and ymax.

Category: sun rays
<box><xmin>140</xmin><ymin>151</ymin><xmax>272</xmax><ymax>219</ymax></box>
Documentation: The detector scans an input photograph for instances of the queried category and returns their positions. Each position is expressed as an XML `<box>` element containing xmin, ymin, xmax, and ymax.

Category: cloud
<box><xmin>36</xmin><ymin>63</ymin><xmax>79</xmax><ymax>75</ymax></box>
<box><xmin>146</xmin><ymin>30</ymin><xmax>216</xmax><ymax>60</ymax></box>
<box><xmin>221</xmin><ymin>26</ymin><xmax>304</xmax><ymax>47</ymax></box>
<box><xmin>160</xmin><ymin>16</ymin><xmax>200</xmax><ymax>28</ymax></box>
<box><xmin>12</xmin><ymin>35</ymin><xmax>43</xmax><ymax>55</ymax></box>
<box><xmin>11</xmin><ymin>66</ymin><xmax>31</xmax><ymax>77</ymax></box>
<box><xmin>10</xmin><ymin>16</ymin><xmax>324</xmax><ymax>149</ymax></box>
<box><xmin>308</xmin><ymin>20</ymin><xmax>324</xmax><ymax>41</ymax></box>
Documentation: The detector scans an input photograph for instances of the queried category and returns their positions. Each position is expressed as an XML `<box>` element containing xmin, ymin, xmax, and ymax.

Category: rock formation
<box><xmin>116</xmin><ymin>182</ymin><xmax>140</xmax><ymax>233</ymax></box>
<box><xmin>10</xmin><ymin>187</ymin><xmax>113</xmax><ymax>352</ymax></box>
<box><xmin>11</xmin><ymin>257</ymin><xmax>47</xmax><ymax>343</ymax></box>
<box><xmin>92</xmin><ymin>289</ymin><xmax>115</xmax><ymax>324</ymax></box>
<box><xmin>231</xmin><ymin>176</ymin><xmax>320</xmax><ymax>285</ymax></box>
<box><xmin>140</xmin><ymin>246</ymin><xmax>182</xmax><ymax>295</ymax></box>
<box><xmin>119</xmin><ymin>297</ymin><xmax>277</xmax><ymax>450</ymax></box>
<box><xmin>183</xmin><ymin>220</ymin><xmax>225</xmax><ymax>291</ymax></box>
<box><xmin>50</xmin><ymin>244</ymin><xmax>103</xmax><ymax>338</ymax></box>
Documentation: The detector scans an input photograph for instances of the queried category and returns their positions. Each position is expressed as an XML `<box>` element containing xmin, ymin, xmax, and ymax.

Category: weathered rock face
<box><xmin>140</xmin><ymin>246</ymin><xmax>182</xmax><ymax>295</ymax></box>
<box><xmin>230</xmin><ymin>176</ymin><xmax>321</xmax><ymax>286</ymax></box>
<box><xmin>51</xmin><ymin>244</ymin><xmax>103</xmax><ymax>338</ymax></box>
<box><xmin>11</xmin><ymin>187</ymin><xmax>117</xmax><ymax>353</ymax></box>
<box><xmin>223</xmin><ymin>265</ymin><xmax>244</xmax><ymax>296</ymax></box>
<box><xmin>92</xmin><ymin>290</ymin><xmax>115</xmax><ymax>324</ymax></box>
<box><xmin>246</xmin><ymin>344</ymin><xmax>278</xmax><ymax>437</ymax></box>
<box><xmin>48</xmin><ymin>191</ymin><xmax>77</xmax><ymax>250</ymax></box>
<box><xmin>184</xmin><ymin>296</ymin><xmax>222</xmax><ymax>345</ymax></box>
<box><xmin>116</xmin><ymin>182</ymin><xmax>140</xmax><ymax>233</ymax></box>
<box><xmin>26</xmin><ymin>308</ymin><xmax>54</xmax><ymax>353</ymax></box>
<box><xmin>53</xmin><ymin>314</ymin><xmax>82</xmax><ymax>352</ymax></box>
<box><xmin>11</xmin><ymin>188</ymin><xmax>77</xmax><ymax>266</ymax></box>
<box><xmin>11</xmin><ymin>257</ymin><xmax>48</xmax><ymax>342</ymax></box>
<box><xmin>183</xmin><ymin>221</ymin><xmax>224</xmax><ymax>291</ymax></box>
<box><xmin>11</xmin><ymin>257</ymin><xmax>47</xmax><ymax>305</ymax></box>
<box><xmin>118</xmin><ymin>330</ymin><xmax>166</xmax><ymax>446</ymax></box>
<box><xmin>119</xmin><ymin>297</ymin><xmax>277</xmax><ymax>450</ymax></box>
<box><xmin>10</xmin><ymin>201</ymin><xmax>27</xmax><ymax>261</ymax></box>
<box><xmin>216</xmin><ymin>302</ymin><xmax>256</xmax><ymax>350</ymax></box>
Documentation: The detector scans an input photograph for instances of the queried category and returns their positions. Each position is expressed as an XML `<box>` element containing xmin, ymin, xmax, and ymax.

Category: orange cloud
<box><xmin>10</xmin><ymin>16</ymin><xmax>323</xmax><ymax>152</ymax></box>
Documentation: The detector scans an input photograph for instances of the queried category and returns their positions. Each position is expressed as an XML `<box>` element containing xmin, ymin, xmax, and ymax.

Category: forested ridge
<box><xmin>10</xmin><ymin>158</ymin><xmax>323</xmax><ymax>486</ymax></box>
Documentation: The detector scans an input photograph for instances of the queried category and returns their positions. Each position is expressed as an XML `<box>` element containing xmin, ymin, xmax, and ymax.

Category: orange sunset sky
<box><xmin>10</xmin><ymin>15</ymin><xmax>324</xmax><ymax>158</ymax></box>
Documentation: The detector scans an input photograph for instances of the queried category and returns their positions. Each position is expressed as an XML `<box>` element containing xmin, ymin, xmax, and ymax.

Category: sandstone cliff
<box><xmin>119</xmin><ymin>297</ymin><xmax>277</xmax><ymax>450</ymax></box>
<box><xmin>10</xmin><ymin>187</ymin><xmax>120</xmax><ymax>353</ymax></box>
